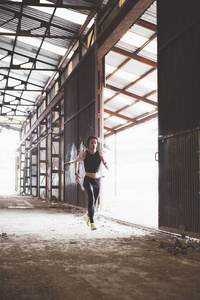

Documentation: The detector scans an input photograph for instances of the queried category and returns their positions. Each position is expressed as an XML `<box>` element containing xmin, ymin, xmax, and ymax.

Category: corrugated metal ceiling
<box><xmin>0</xmin><ymin>0</ymin><xmax>101</xmax><ymax>129</ymax></box>
<box><xmin>0</xmin><ymin>0</ymin><xmax>157</xmax><ymax>137</ymax></box>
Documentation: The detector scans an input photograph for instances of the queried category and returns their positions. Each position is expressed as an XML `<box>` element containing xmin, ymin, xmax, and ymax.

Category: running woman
<box><xmin>74</xmin><ymin>136</ymin><xmax>108</xmax><ymax>230</ymax></box>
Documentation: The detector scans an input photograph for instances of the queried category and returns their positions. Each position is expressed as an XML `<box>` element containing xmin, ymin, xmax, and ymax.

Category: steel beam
<box><xmin>0</xmin><ymin>33</ymin><xmax>77</xmax><ymax>39</ymax></box>
<box><xmin>0</xmin><ymin>67</ymin><xmax>58</xmax><ymax>71</ymax></box>
<box><xmin>104</xmin><ymin>112</ymin><xmax>158</xmax><ymax>138</ymax></box>
<box><xmin>0</xmin><ymin>1</ymin><xmax>96</xmax><ymax>10</ymax></box>
<box><xmin>137</xmin><ymin>19</ymin><xmax>157</xmax><ymax>32</ymax></box>
<box><xmin>112</xmin><ymin>47</ymin><xmax>157</xmax><ymax>68</ymax></box>
<box><xmin>104</xmin><ymin>108</ymin><xmax>137</xmax><ymax>123</ymax></box>
<box><xmin>106</xmin><ymin>84</ymin><xmax>158</xmax><ymax>106</ymax></box>
<box><xmin>0</xmin><ymin>89</ymin><xmax>43</xmax><ymax>92</ymax></box>
<box><xmin>97</xmin><ymin>0</ymin><xmax>155</xmax><ymax>59</ymax></box>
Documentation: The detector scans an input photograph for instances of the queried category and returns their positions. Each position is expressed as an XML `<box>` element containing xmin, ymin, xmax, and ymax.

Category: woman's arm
<box><xmin>74</xmin><ymin>151</ymin><xmax>86</xmax><ymax>181</ymax></box>
<box><xmin>99</xmin><ymin>151</ymin><xmax>109</xmax><ymax>170</ymax></box>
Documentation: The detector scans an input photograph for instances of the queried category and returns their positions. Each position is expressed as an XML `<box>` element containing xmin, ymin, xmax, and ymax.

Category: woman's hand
<box><xmin>75</xmin><ymin>173</ymin><xmax>81</xmax><ymax>184</ymax></box>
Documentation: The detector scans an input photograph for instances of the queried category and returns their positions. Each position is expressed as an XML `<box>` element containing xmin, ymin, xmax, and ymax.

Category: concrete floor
<box><xmin>0</xmin><ymin>195</ymin><xmax>200</xmax><ymax>300</ymax></box>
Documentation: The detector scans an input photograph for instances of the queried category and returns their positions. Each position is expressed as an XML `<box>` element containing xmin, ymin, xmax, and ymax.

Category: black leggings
<box><xmin>83</xmin><ymin>176</ymin><xmax>101</xmax><ymax>223</ymax></box>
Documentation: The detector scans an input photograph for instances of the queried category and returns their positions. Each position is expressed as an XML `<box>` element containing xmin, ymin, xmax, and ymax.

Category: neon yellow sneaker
<box><xmin>90</xmin><ymin>223</ymin><xmax>97</xmax><ymax>231</ymax></box>
<box><xmin>86</xmin><ymin>212</ymin><xmax>90</xmax><ymax>226</ymax></box>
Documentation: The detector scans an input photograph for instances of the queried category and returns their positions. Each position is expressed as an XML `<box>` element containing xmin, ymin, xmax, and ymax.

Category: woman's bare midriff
<box><xmin>85</xmin><ymin>172</ymin><xmax>100</xmax><ymax>179</ymax></box>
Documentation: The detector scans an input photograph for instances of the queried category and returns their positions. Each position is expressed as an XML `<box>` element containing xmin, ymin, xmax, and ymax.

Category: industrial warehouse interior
<box><xmin>0</xmin><ymin>1</ymin><xmax>200</xmax><ymax>299</ymax></box>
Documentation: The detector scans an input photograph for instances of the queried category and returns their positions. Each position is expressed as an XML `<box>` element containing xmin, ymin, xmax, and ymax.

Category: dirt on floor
<box><xmin>0</xmin><ymin>195</ymin><xmax>200</xmax><ymax>300</ymax></box>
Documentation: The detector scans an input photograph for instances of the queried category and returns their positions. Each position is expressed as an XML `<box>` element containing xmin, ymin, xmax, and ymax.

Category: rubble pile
<box><xmin>160</xmin><ymin>238</ymin><xmax>200</xmax><ymax>261</ymax></box>
<box><xmin>1</xmin><ymin>232</ymin><xmax>8</xmax><ymax>239</ymax></box>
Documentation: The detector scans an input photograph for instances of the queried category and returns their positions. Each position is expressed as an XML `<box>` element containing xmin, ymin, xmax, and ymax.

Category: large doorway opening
<box><xmin>100</xmin><ymin>2</ymin><xmax>158</xmax><ymax>228</ymax></box>
<box><xmin>0</xmin><ymin>128</ymin><xmax>19</xmax><ymax>195</ymax></box>
<box><xmin>101</xmin><ymin>119</ymin><xmax>158</xmax><ymax>228</ymax></box>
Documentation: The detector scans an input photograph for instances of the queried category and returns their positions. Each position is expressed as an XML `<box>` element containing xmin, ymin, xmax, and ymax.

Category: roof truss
<box><xmin>104</xmin><ymin>1</ymin><xmax>157</xmax><ymax>138</ymax></box>
<box><xmin>0</xmin><ymin>0</ymin><xmax>103</xmax><ymax>128</ymax></box>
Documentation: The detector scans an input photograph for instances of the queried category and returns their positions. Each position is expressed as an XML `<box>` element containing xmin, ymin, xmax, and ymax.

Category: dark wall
<box><xmin>158</xmin><ymin>0</ymin><xmax>200</xmax><ymax>233</ymax></box>
<box><xmin>158</xmin><ymin>0</ymin><xmax>200</xmax><ymax>135</ymax></box>
<box><xmin>64</xmin><ymin>45</ymin><xmax>97</xmax><ymax>207</ymax></box>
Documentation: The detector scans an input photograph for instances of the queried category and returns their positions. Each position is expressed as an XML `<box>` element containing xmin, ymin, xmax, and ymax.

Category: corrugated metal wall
<box><xmin>158</xmin><ymin>0</ymin><xmax>200</xmax><ymax>233</ymax></box>
<box><xmin>159</xmin><ymin>131</ymin><xmax>199</xmax><ymax>232</ymax></box>
<box><xmin>64</xmin><ymin>45</ymin><xmax>98</xmax><ymax>207</ymax></box>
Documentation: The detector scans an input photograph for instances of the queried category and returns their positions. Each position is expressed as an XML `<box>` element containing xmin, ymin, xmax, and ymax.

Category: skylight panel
<box><xmin>67</xmin><ymin>51</ymin><xmax>74</xmax><ymax>59</ymax></box>
<box><xmin>105</xmin><ymin>64</ymin><xmax>116</xmax><ymax>74</ymax></box>
<box><xmin>143</xmin><ymin>38</ymin><xmax>157</xmax><ymax>55</ymax></box>
<box><xmin>104</xmin><ymin>89</ymin><xmax>116</xmax><ymax>99</ymax></box>
<box><xmin>114</xmin><ymin>94</ymin><xmax>135</xmax><ymax>105</ymax></box>
<box><xmin>106</xmin><ymin>115</ymin><xmax>126</xmax><ymax>127</ymax></box>
<box><xmin>29</xmin><ymin>0</ymin><xmax>54</xmax><ymax>15</ymax></box>
<box><xmin>17</xmin><ymin>37</ymin><xmax>66</xmax><ymax>56</ymax></box>
<box><xmin>114</xmin><ymin>69</ymin><xmax>139</xmax><ymax>82</ymax></box>
<box><xmin>87</xmin><ymin>18</ymin><xmax>95</xmax><ymax>29</ymax></box>
<box><xmin>138</xmin><ymin>71</ymin><xmax>157</xmax><ymax>90</ymax></box>
<box><xmin>0</xmin><ymin>27</ymin><xmax>15</xmax><ymax>38</ymax></box>
<box><xmin>0</xmin><ymin>27</ymin><xmax>66</xmax><ymax>56</ymax></box>
<box><xmin>104</xmin><ymin>111</ymin><xmax>110</xmax><ymax>118</ymax></box>
<box><xmin>0</xmin><ymin>55</ymin><xmax>11</xmax><ymax>64</ymax></box>
<box><xmin>17</xmin><ymin>36</ymin><xmax>41</xmax><ymax>48</ymax></box>
<box><xmin>41</xmin><ymin>41</ymin><xmax>66</xmax><ymax>55</ymax></box>
<box><xmin>138</xmin><ymin>77</ymin><xmax>157</xmax><ymax>90</ymax></box>
<box><xmin>30</xmin><ymin>1</ymin><xmax>88</xmax><ymax>27</ymax></box>
<box><xmin>134</xmin><ymin>101</ymin><xmax>154</xmax><ymax>112</ymax></box>
<box><xmin>40</xmin><ymin>0</ymin><xmax>51</xmax><ymax>3</ymax></box>
<box><xmin>55</xmin><ymin>8</ymin><xmax>87</xmax><ymax>26</ymax></box>
<box><xmin>35</xmin><ymin>70</ymin><xmax>54</xmax><ymax>77</ymax></box>
<box><xmin>121</xmin><ymin>31</ymin><xmax>148</xmax><ymax>48</ymax></box>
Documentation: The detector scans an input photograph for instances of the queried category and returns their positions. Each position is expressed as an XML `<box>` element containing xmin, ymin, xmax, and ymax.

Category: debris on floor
<box><xmin>159</xmin><ymin>237</ymin><xmax>200</xmax><ymax>261</ymax></box>
<box><xmin>1</xmin><ymin>232</ymin><xmax>8</xmax><ymax>239</ymax></box>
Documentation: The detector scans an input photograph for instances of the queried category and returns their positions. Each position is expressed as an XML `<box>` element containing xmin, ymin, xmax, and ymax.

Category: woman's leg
<box><xmin>84</xmin><ymin>177</ymin><xmax>95</xmax><ymax>223</ymax></box>
<box><xmin>92</xmin><ymin>178</ymin><xmax>101</xmax><ymax>221</ymax></box>
<box><xmin>93</xmin><ymin>180</ymin><xmax>101</xmax><ymax>207</ymax></box>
